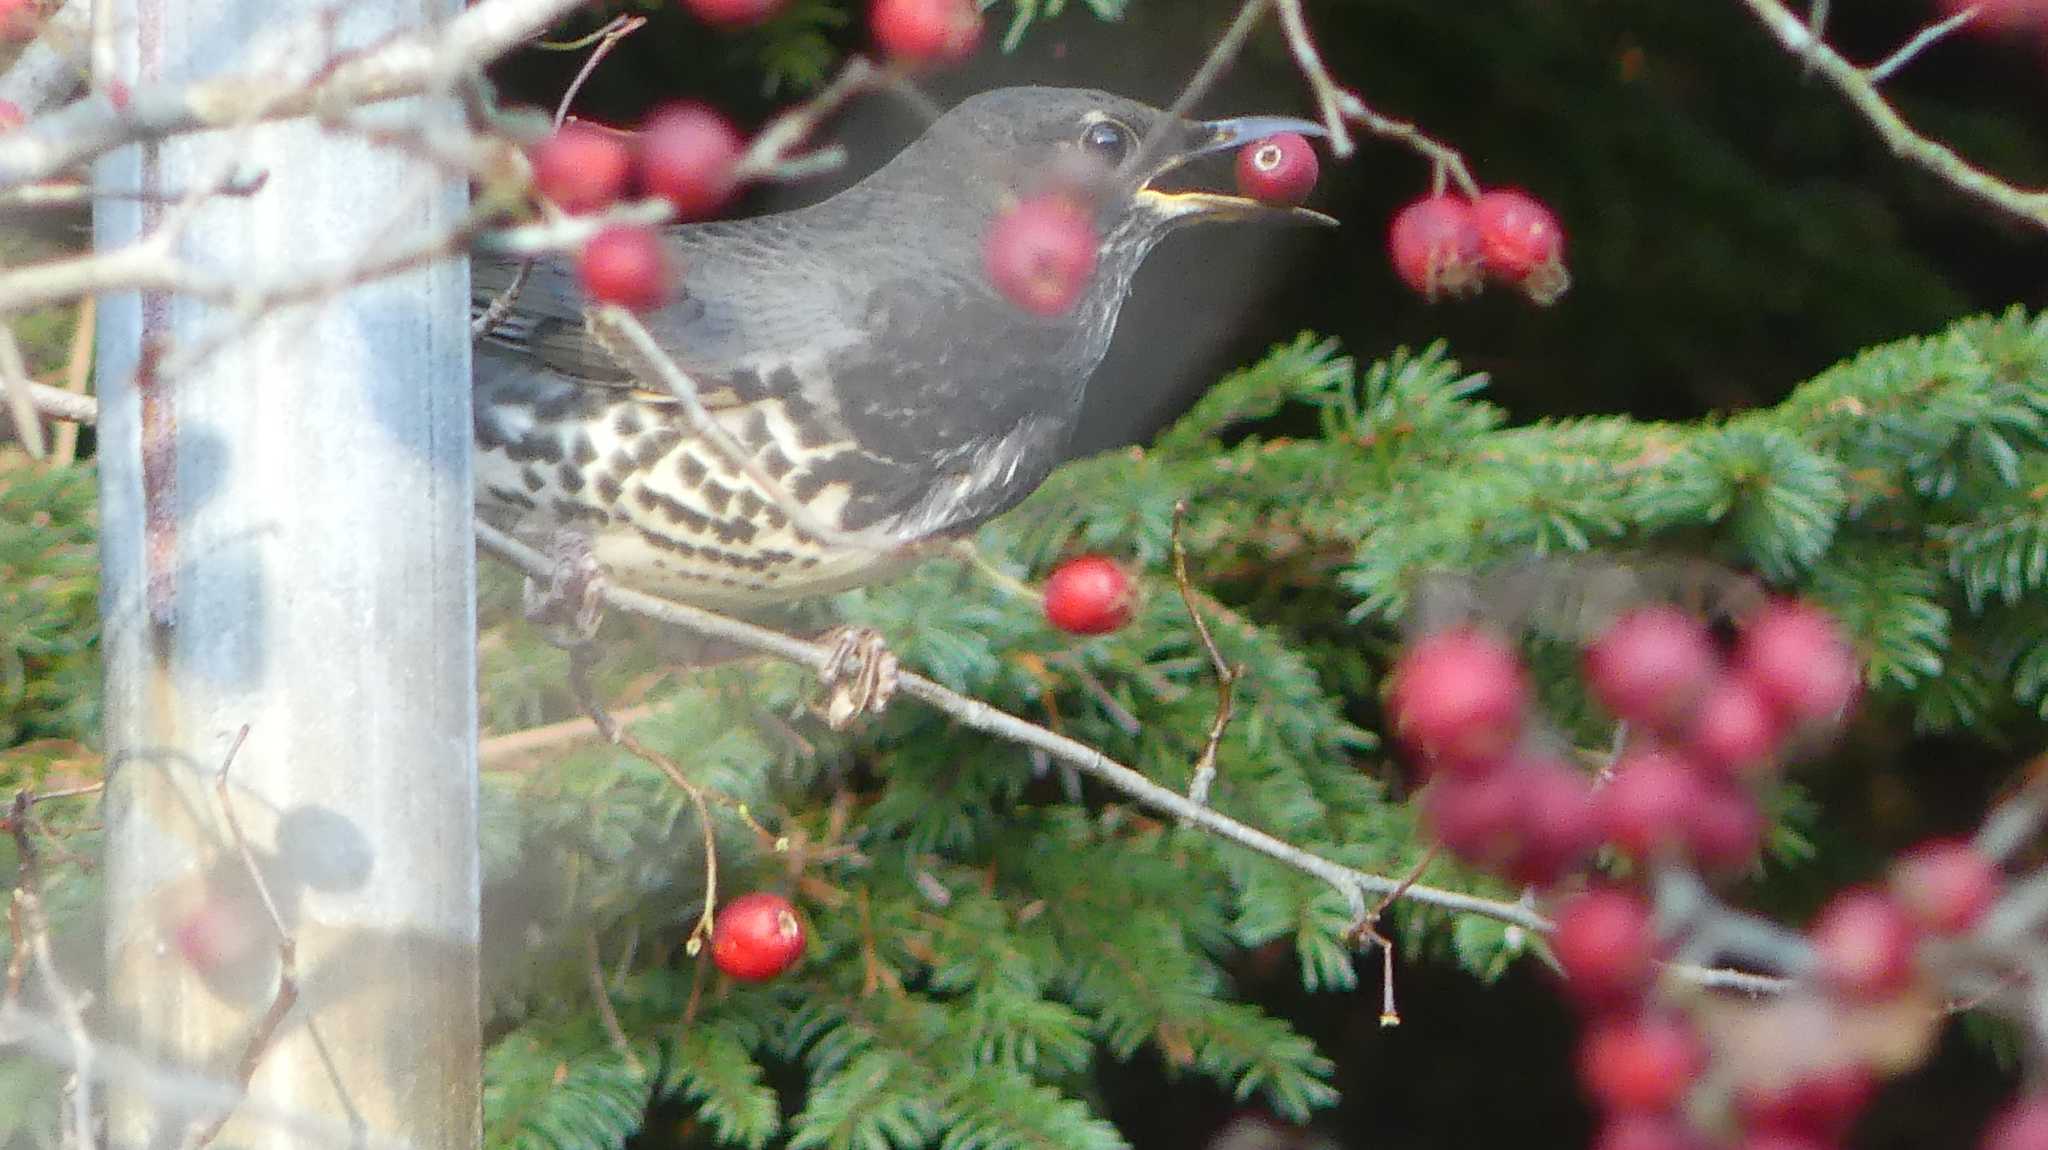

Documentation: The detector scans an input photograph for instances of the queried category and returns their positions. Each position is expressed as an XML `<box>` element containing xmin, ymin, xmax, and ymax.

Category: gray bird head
<box><xmin>874</xmin><ymin>86</ymin><xmax>1335</xmax><ymax>248</ymax></box>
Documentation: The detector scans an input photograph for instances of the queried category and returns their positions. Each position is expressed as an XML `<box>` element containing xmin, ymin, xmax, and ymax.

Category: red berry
<box><xmin>1735</xmin><ymin>600</ymin><xmax>1859</xmax><ymax>728</ymax></box>
<box><xmin>1594</xmin><ymin>1117</ymin><xmax>1710</xmax><ymax>1150</ymax></box>
<box><xmin>1422</xmin><ymin>772</ymin><xmax>1521</xmax><ymax>862</ymax></box>
<box><xmin>1553</xmin><ymin>888</ymin><xmax>1660</xmax><ymax>1013</ymax></box>
<box><xmin>710</xmin><ymin>891</ymin><xmax>806</xmax><ymax>981</ymax></box>
<box><xmin>0</xmin><ymin>99</ymin><xmax>21</xmax><ymax>132</ymax></box>
<box><xmin>1686</xmin><ymin>675</ymin><xmax>1786</xmax><ymax>779</ymax></box>
<box><xmin>1597</xmin><ymin>749</ymin><xmax>1712</xmax><ymax>864</ymax></box>
<box><xmin>984</xmin><ymin>194</ymin><xmax>1098</xmax><ymax>317</ymax></box>
<box><xmin>1891</xmin><ymin>839</ymin><xmax>2001</xmax><ymax>936</ymax></box>
<box><xmin>1810</xmin><ymin>887</ymin><xmax>1919</xmax><ymax>1002</ymax></box>
<box><xmin>0</xmin><ymin>0</ymin><xmax>35</xmax><ymax>41</ymax></box>
<box><xmin>1585</xmin><ymin>605</ymin><xmax>1719</xmax><ymax>729</ymax></box>
<box><xmin>1386</xmin><ymin>627</ymin><xmax>1529</xmax><ymax>770</ymax></box>
<box><xmin>530</xmin><ymin>123</ymin><xmax>633</xmax><ymax>215</ymax></box>
<box><xmin>1234</xmin><ymin>133</ymin><xmax>1319</xmax><ymax>207</ymax></box>
<box><xmin>1688</xmin><ymin>779</ymin><xmax>1766</xmax><ymax>874</ymax></box>
<box><xmin>1472</xmin><ymin>188</ymin><xmax>1569</xmax><ymax>304</ymax></box>
<box><xmin>1042</xmin><ymin>555</ymin><xmax>1134</xmax><ymax>635</ymax></box>
<box><xmin>1500</xmin><ymin>758</ymin><xmax>1599</xmax><ymax>886</ymax></box>
<box><xmin>871</xmin><ymin>0</ymin><xmax>981</xmax><ymax>66</ymax></box>
<box><xmin>1387</xmin><ymin>194</ymin><xmax>1484</xmax><ymax>300</ymax></box>
<box><xmin>579</xmin><ymin>226</ymin><xmax>673</xmax><ymax>312</ymax></box>
<box><xmin>1982</xmin><ymin>1094</ymin><xmax>2048</xmax><ymax>1150</ymax></box>
<box><xmin>1749</xmin><ymin>1131</ymin><xmax>1825</xmax><ymax>1150</ymax></box>
<box><xmin>683</xmin><ymin>0</ymin><xmax>787</xmax><ymax>27</ymax></box>
<box><xmin>1578</xmin><ymin>1012</ymin><xmax>1706</xmax><ymax>1114</ymax></box>
<box><xmin>1940</xmin><ymin>0</ymin><xmax>2048</xmax><ymax>33</ymax></box>
<box><xmin>1424</xmin><ymin>758</ymin><xmax>1594</xmax><ymax>885</ymax></box>
<box><xmin>1737</xmin><ymin>1065</ymin><xmax>1876</xmax><ymax>1144</ymax></box>
<box><xmin>638</xmin><ymin>103</ymin><xmax>744</xmax><ymax>221</ymax></box>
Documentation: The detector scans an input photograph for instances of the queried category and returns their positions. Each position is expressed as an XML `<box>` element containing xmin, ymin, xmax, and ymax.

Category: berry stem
<box><xmin>1172</xmin><ymin>502</ymin><xmax>1243</xmax><ymax>809</ymax></box>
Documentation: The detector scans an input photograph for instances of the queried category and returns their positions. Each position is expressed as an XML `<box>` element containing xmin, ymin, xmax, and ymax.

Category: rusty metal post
<box><xmin>92</xmin><ymin>1</ymin><xmax>478</xmax><ymax>1147</ymax></box>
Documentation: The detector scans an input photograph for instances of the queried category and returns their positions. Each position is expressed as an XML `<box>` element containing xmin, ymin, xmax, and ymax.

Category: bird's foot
<box><xmin>521</xmin><ymin>530</ymin><xmax>607</xmax><ymax>649</ymax></box>
<box><xmin>818</xmin><ymin>626</ymin><xmax>899</xmax><ymax>731</ymax></box>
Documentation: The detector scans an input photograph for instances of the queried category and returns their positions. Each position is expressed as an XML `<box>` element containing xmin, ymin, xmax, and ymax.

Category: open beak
<box><xmin>1133</xmin><ymin>115</ymin><xmax>1339</xmax><ymax>227</ymax></box>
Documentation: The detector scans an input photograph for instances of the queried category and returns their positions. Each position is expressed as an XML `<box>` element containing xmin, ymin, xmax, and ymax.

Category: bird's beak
<box><xmin>1133</xmin><ymin>115</ymin><xmax>1339</xmax><ymax>228</ymax></box>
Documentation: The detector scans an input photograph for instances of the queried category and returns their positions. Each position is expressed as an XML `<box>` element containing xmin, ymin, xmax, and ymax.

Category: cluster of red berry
<box><xmin>1387</xmin><ymin>599</ymin><xmax>2043</xmax><ymax>1149</ymax></box>
<box><xmin>1387</xmin><ymin>189</ymin><xmax>1568</xmax><ymax>306</ymax></box>
<box><xmin>1398</xmin><ymin>599</ymin><xmax>1857</xmax><ymax>886</ymax></box>
<box><xmin>530</xmin><ymin>0</ymin><xmax>985</xmax><ymax>313</ymax></box>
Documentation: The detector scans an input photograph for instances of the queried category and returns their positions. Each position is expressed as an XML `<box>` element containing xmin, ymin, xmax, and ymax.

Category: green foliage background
<box><xmin>3</xmin><ymin>1</ymin><xmax>2047</xmax><ymax>1149</ymax></box>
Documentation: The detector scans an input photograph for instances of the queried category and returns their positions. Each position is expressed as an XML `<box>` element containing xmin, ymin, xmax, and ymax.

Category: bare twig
<box><xmin>0</xmin><ymin>323</ymin><xmax>47</xmax><ymax>458</ymax></box>
<box><xmin>479</xmin><ymin>704</ymin><xmax>658</xmax><ymax>769</ymax></box>
<box><xmin>22</xmin><ymin>379</ymin><xmax>97</xmax><ymax>425</ymax></box>
<box><xmin>50</xmin><ymin>295</ymin><xmax>92</xmax><ymax>465</ymax></box>
<box><xmin>1866</xmin><ymin>6</ymin><xmax>1977</xmax><ymax>83</ymax></box>
<box><xmin>1736</xmin><ymin>0</ymin><xmax>2048</xmax><ymax>232</ymax></box>
<box><xmin>188</xmin><ymin>725</ymin><xmax>301</xmax><ymax>1150</ymax></box>
<box><xmin>1171</xmin><ymin>502</ymin><xmax>1242</xmax><ymax>808</ymax></box>
<box><xmin>584</xmin><ymin>932</ymin><xmax>645</xmax><ymax>1076</ymax></box>
<box><xmin>8</xmin><ymin>791</ymin><xmax>94</xmax><ymax>1146</ymax></box>
<box><xmin>555</xmin><ymin>15</ymin><xmax>643</xmax><ymax>131</ymax></box>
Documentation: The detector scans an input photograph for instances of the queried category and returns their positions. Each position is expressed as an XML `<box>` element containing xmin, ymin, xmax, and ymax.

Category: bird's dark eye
<box><xmin>1079</xmin><ymin>119</ymin><xmax>1133</xmax><ymax>165</ymax></box>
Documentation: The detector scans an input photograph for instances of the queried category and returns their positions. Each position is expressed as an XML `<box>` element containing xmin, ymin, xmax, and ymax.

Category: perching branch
<box><xmin>1736</xmin><ymin>0</ymin><xmax>2048</xmax><ymax>232</ymax></box>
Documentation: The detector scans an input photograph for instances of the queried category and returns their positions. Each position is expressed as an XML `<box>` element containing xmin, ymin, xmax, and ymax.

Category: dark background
<box><xmin>495</xmin><ymin>3</ymin><xmax>2048</xmax><ymax>1146</ymax></box>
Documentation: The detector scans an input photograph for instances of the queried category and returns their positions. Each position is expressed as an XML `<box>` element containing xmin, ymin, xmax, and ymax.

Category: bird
<box><xmin>472</xmin><ymin>86</ymin><xmax>1332</xmax><ymax>624</ymax></box>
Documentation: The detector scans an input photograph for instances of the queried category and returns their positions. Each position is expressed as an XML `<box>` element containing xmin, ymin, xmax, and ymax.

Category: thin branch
<box><xmin>189</xmin><ymin>725</ymin><xmax>301</xmax><ymax>1150</ymax></box>
<box><xmin>1172</xmin><ymin>502</ymin><xmax>1241</xmax><ymax>808</ymax></box>
<box><xmin>22</xmin><ymin>379</ymin><xmax>97</xmax><ymax>425</ymax></box>
<box><xmin>50</xmin><ymin>294</ymin><xmax>91</xmax><ymax>465</ymax></box>
<box><xmin>0</xmin><ymin>0</ymin><xmax>593</xmax><ymax>189</ymax></box>
<box><xmin>584</xmin><ymin>932</ymin><xmax>645</xmax><ymax>1076</ymax></box>
<box><xmin>0</xmin><ymin>323</ymin><xmax>47</xmax><ymax>458</ymax></box>
<box><xmin>8</xmin><ymin>791</ymin><xmax>93</xmax><ymax>1147</ymax></box>
<box><xmin>1866</xmin><ymin>6</ymin><xmax>1976</xmax><ymax>85</ymax></box>
<box><xmin>479</xmin><ymin>704</ymin><xmax>658</xmax><ymax>769</ymax></box>
<box><xmin>1736</xmin><ymin>0</ymin><xmax>2048</xmax><ymax>232</ymax></box>
<box><xmin>479</xmin><ymin>522</ymin><xmax>1537</xmax><ymax>934</ymax></box>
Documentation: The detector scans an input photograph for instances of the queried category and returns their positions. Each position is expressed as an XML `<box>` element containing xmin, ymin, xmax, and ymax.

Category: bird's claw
<box><xmin>522</xmin><ymin>531</ymin><xmax>607</xmax><ymax>649</ymax></box>
<box><xmin>819</xmin><ymin>627</ymin><xmax>898</xmax><ymax>731</ymax></box>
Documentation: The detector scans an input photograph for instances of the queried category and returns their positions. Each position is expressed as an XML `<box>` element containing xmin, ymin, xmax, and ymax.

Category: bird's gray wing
<box><xmin>471</xmin><ymin>217</ymin><xmax>866</xmax><ymax>405</ymax></box>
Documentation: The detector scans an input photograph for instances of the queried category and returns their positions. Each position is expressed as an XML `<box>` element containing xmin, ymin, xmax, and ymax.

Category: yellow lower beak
<box><xmin>1134</xmin><ymin>187</ymin><xmax>1338</xmax><ymax>227</ymax></box>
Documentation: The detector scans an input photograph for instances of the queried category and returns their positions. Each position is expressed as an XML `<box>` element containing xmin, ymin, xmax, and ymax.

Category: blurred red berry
<box><xmin>1501</xmin><ymin>758</ymin><xmax>1599</xmax><ymax>886</ymax></box>
<box><xmin>1388</xmin><ymin>194</ymin><xmax>1485</xmax><ymax>300</ymax></box>
<box><xmin>1940</xmin><ymin>0</ymin><xmax>2048</xmax><ymax>32</ymax></box>
<box><xmin>710</xmin><ymin>892</ymin><xmax>805</xmax><ymax>981</ymax></box>
<box><xmin>871</xmin><ymin>0</ymin><xmax>981</xmax><ymax>66</ymax></box>
<box><xmin>683</xmin><ymin>0</ymin><xmax>787</xmax><ymax>26</ymax></box>
<box><xmin>1982</xmin><ymin>1094</ymin><xmax>2048</xmax><ymax>1150</ymax></box>
<box><xmin>1737</xmin><ymin>1065</ymin><xmax>1876</xmax><ymax>1145</ymax></box>
<box><xmin>1386</xmin><ymin>627</ymin><xmax>1529</xmax><ymax>770</ymax></box>
<box><xmin>984</xmin><ymin>194</ymin><xmax>1099</xmax><ymax>316</ymax></box>
<box><xmin>1424</xmin><ymin>757</ymin><xmax>1594</xmax><ymax>885</ymax></box>
<box><xmin>1553</xmin><ymin>887</ymin><xmax>1660</xmax><ymax>1013</ymax></box>
<box><xmin>0</xmin><ymin>0</ymin><xmax>35</xmax><ymax>40</ymax></box>
<box><xmin>1891</xmin><ymin>839</ymin><xmax>2001</xmax><ymax>936</ymax></box>
<box><xmin>530</xmin><ymin>123</ymin><xmax>633</xmax><ymax>214</ymax></box>
<box><xmin>0</xmin><ymin>99</ymin><xmax>21</xmax><ymax>132</ymax></box>
<box><xmin>1738</xmin><ymin>1135</ymin><xmax>1832</xmax><ymax>1150</ymax></box>
<box><xmin>1686</xmin><ymin>675</ymin><xmax>1785</xmax><ymax>779</ymax></box>
<box><xmin>1422</xmin><ymin>771</ymin><xmax>1521</xmax><ymax>861</ymax></box>
<box><xmin>1042</xmin><ymin>555</ymin><xmax>1134</xmax><ymax>635</ymax></box>
<box><xmin>1472</xmin><ymin>188</ymin><xmax>1569</xmax><ymax>304</ymax></box>
<box><xmin>638</xmin><ymin>102</ymin><xmax>744</xmax><ymax>221</ymax></box>
<box><xmin>1593</xmin><ymin>1117</ymin><xmax>1709</xmax><ymax>1150</ymax></box>
<box><xmin>1578</xmin><ymin>1012</ymin><xmax>1706</xmax><ymax>1114</ymax></box>
<box><xmin>579</xmin><ymin>226</ymin><xmax>672</xmax><ymax>312</ymax></box>
<box><xmin>1234</xmin><ymin>133</ymin><xmax>1319</xmax><ymax>206</ymax></box>
<box><xmin>1810</xmin><ymin>887</ymin><xmax>1919</xmax><ymax>1002</ymax></box>
<box><xmin>1597</xmin><ymin>748</ymin><xmax>1712</xmax><ymax>863</ymax></box>
<box><xmin>1585</xmin><ymin>605</ymin><xmax>1719</xmax><ymax>729</ymax></box>
<box><xmin>1688</xmin><ymin>779</ymin><xmax>1766</xmax><ymax>874</ymax></box>
<box><xmin>1736</xmin><ymin>600</ymin><xmax>1859</xmax><ymax>727</ymax></box>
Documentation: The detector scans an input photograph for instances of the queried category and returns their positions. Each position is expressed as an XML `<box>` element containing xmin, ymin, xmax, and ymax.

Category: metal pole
<box><xmin>93</xmin><ymin>0</ymin><xmax>477</xmax><ymax>1146</ymax></box>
